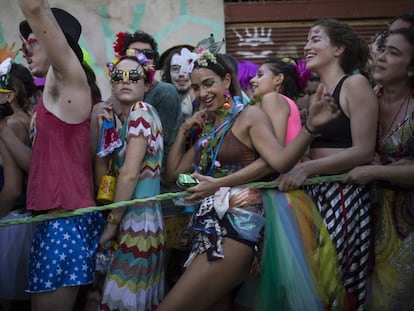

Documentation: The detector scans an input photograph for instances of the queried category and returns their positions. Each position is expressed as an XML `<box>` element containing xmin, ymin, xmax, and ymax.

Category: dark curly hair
<box><xmin>312</xmin><ymin>19</ymin><xmax>370</xmax><ymax>75</ymax></box>
<box><xmin>8</xmin><ymin>63</ymin><xmax>37</xmax><ymax>113</ymax></box>
<box><xmin>121</xmin><ymin>30</ymin><xmax>160</xmax><ymax>67</ymax></box>
<box><xmin>389</xmin><ymin>28</ymin><xmax>414</xmax><ymax>89</ymax></box>
<box><xmin>192</xmin><ymin>53</ymin><xmax>239</xmax><ymax>97</ymax></box>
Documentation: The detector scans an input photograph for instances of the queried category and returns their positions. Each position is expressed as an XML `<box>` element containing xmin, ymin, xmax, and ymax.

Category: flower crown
<box><xmin>0</xmin><ymin>43</ymin><xmax>19</xmax><ymax>92</ymax></box>
<box><xmin>281</xmin><ymin>57</ymin><xmax>311</xmax><ymax>89</ymax></box>
<box><xmin>175</xmin><ymin>34</ymin><xmax>225</xmax><ymax>74</ymax></box>
<box><xmin>106</xmin><ymin>48</ymin><xmax>155</xmax><ymax>84</ymax></box>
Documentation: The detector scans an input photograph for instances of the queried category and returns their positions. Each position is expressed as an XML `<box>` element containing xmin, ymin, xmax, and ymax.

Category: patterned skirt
<box><xmin>367</xmin><ymin>188</ymin><xmax>414</xmax><ymax>311</ymax></box>
<box><xmin>100</xmin><ymin>202</ymin><xmax>166</xmax><ymax>311</ymax></box>
<box><xmin>304</xmin><ymin>182</ymin><xmax>371</xmax><ymax>311</ymax></box>
<box><xmin>185</xmin><ymin>187</ymin><xmax>265</xmax><ymax>268</ymax></box>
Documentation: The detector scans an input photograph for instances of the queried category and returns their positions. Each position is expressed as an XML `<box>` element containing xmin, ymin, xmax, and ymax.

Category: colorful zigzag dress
<box><xmin>100</xmin><ymin>101</ymin><xmax>165</xmax><ymax>311</ymax></box>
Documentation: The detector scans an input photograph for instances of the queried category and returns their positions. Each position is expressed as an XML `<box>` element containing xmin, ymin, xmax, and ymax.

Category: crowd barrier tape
<box><xmin>0</xmin><ymin>175</ymin><xmax>344</xmax><ymax>227</ymax></box>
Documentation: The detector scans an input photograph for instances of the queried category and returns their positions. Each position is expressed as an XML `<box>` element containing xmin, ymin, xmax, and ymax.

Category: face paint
<box><xmin>170</xmin><ymin>53</ymin><xmax>192</xmax><ymax>94</ymax></box>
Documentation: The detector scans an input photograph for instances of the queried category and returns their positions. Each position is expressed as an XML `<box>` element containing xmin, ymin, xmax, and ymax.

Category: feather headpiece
<box><xmin>0</xmin><ymin>43</ymin><xmax>19</xmax><ymax>92</ymax></box>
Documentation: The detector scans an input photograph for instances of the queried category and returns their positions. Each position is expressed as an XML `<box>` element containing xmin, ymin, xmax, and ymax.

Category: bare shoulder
<box><xmin>343</xmin><ymin>74</ymin><xmax>373</xmax><ymax>92</ymax></box>
<box><xmin>261</xmin><ymin>92</ymin><xmax>290</xmax><ymax>113</ymax></box>
<box><xmin>6</xmin><ymin>117</ymin><xmax>29</xmax><ymax>143</ymax></box>
<box><xmin>342</xmin><ymin>74</ymin><xmax>377</xmax><ymax>111</ymax></box>
<box><xmin>238</xmin><ymin>104</ymin><xmax>267</xmax><ymax>122</ymax></box>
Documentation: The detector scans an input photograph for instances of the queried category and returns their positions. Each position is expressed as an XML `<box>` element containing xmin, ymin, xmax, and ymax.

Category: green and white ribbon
<box><xmin>0</xmin><ymin>175</ymin><xmax>344</xmax><ymax>227</ymax></box>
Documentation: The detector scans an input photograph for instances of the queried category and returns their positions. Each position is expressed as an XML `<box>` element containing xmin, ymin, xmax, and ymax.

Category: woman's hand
<box><xmin>99</xmin><ymin>223</ymin><xmax>118</xmax><ymax>248</ymax></box>
<box><xmin>186</xmin><ymin>172</ymin><xmax>220</xmax><ymax>201</ymax></box>
<box><xmin>96</xmin><ymin>103</ymin><xmax>114</xmax><ymax>133</ymax></box>
<box><xmin>180</xmin><ymin>109</ymin><xmax>208</xmax><ymax>135</ymax></box>
<box><xmin>278</xmin><ymin>164</ymin><xmax>310</xmax><ymax>191</ymax></box>
<box><xmin>343</xmin><ymin>165</ymin><xmax>378</xmax><ymax>185</ymax></box>
<box><xmin>306</xmin><ymin>84</ymin><xmax>340</xmax><ymax>132</ymax></box>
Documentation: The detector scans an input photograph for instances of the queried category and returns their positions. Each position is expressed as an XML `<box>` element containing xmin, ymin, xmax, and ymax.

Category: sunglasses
<box><xmin>0</xmin><ymin>74</ymin><xmax>12</xmax><ymax>93</ymax></box>
<box><xmin>20</xmin><ymin>35</ymin><xmax>39</xmax><ymax>57</ymax></box>
<box><xmin>131</xmin><ymin>48</ymin><xmax>155</xmax><ymax>60</ymax></box>
<box><xmin>110</xmin><ymin>69</ymin><xmax>145</xmax><ymax>83</ymax></box>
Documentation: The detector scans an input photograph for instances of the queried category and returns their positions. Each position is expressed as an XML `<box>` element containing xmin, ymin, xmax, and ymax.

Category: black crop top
<box><xmin>310</xmin><ymin>75</ymin><xmax>352</xmax><ymax>148</ymax></box>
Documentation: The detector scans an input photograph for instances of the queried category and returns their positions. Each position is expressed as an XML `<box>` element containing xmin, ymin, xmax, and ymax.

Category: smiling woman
<box><xmin>160</xmin><ymin>34</ymin><xmax>340</xmax><ymax>310</ymax></box>
<box><xmin>279</xmin><ymin>19</ymin><xmax>378</xmax><ymax>310</ymax></box>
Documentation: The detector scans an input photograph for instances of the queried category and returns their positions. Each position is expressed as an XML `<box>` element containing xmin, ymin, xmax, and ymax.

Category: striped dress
<box><xmin>304</xmin><ymin>182</ymin><xmax>371</xmax><ymax>310</ymax></box>
<box><xmin>100</xmin><ymin>101</ymin><xmax>165</xmax><ymax>311</ymax></box>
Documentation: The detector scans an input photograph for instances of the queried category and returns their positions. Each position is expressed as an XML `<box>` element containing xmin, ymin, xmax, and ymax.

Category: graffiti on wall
<box><xmin>230</xmin><ymin>26</ymin><xmax>305</xmax><ymax>61</ymax></box>
<box><xmin>0</xmin><ymin>0</ymin><xmax>224</xmax><ymax>98</ymax></box>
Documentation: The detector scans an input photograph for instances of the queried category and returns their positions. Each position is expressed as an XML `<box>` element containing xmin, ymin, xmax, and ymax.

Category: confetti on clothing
<box><xmin>27</xmin><ymin>211</ymin><xmax>104</xmax><ymax>292</ymax></box>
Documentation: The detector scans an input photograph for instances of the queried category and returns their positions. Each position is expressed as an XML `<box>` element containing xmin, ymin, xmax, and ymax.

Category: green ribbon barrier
<box><xmin>0</xmin><ymin>175</ymin><xmax>344</xmax><ymax>227</ymax></box>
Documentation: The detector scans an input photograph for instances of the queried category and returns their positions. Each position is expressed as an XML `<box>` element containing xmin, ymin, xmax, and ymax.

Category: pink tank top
<box><xmin>281</xmin><ymin>94</ymin><xmax>301</xmax><ymax>146</ymax></box>
<box><xmin>27</xmin><ymin>97</ymin><xmax>95</xmax><ymax>211</ymax></box>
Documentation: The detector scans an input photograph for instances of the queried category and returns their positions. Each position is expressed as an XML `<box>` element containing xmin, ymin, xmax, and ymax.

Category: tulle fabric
<box><xmin>238</xmin><ymin>189</ymin><xmax>347</xmax><ymax>310</ymax></box>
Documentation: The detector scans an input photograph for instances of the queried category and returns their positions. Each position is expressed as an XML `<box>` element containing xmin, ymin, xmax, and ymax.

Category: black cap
<box><xmin>19</xmin><ymin>7</ymin><xmax>83</xmax><ymax>62</ymax></box>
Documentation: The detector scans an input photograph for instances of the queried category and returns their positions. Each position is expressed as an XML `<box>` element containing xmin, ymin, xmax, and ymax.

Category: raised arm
<box><xmin>247</xmin><ymin>84</ymin><xmax>339</xmax><ymax>173</ymax></box>
<box><xmin>165</xmin><ymin>110</ymin><xmax>206</xmax><ymax>182</ymax></box>
<box><xmin>18</xmin><ymin>0</ymin><xmax>91</xmax><ymax>122</ymax></box>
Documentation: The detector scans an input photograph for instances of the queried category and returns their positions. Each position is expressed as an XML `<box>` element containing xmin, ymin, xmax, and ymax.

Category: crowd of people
<box><xmin>0</xmin><ymin>1</ymin><xmax>413</xmax><ymax>310</ymax></box>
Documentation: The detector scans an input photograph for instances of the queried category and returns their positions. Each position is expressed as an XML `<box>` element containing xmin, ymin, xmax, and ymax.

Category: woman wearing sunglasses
<box><xmin>96</xmin><ymin>48</ymin><xmax>165</xmax><ymax>311</ymax></box>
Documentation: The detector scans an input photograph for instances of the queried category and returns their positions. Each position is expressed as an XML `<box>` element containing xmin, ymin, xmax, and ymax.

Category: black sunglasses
<box><xmin>132</xmin><ymin>48</ymin><xmax>155</xmax><ymax>60</ymax></box>
<box><xmin>110</xmin><ymin>69</ymin><xmax>144</xmax><ymax>83</ymax></box>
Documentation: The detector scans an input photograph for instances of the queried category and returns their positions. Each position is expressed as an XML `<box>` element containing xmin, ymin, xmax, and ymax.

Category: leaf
<box><xmin>0</xmin><ymin>43</ymin><xmax>19</xmax><ymax>64</ymax></box>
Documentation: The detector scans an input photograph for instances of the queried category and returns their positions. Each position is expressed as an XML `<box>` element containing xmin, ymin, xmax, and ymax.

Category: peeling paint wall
<box><xmin>1</xmin><ymin>0</ymin><xmax>225</xmax><ymax>99</ymax></box>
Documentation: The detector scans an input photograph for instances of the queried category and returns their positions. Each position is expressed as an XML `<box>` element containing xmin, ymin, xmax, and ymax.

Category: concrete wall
<box><xmin>0</xmin><ymin>0</ymin><xmax>225</xmax><ymax>99</ymax></box>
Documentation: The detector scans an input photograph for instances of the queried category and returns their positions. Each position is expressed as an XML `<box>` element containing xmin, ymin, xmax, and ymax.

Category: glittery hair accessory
<box><xmin>0</xmin><ymin>43</ymin><xmax>19</xmax><ymax>92</ymax></box>
<box><xmin>106</xmin><ymin>48</ymin><xmax>155</xmax><ymax>84</ymax></box>
<box><xmin>178</xmin><ymin>34</ymin><xmax>225</xmax><ymax>73</ymax></box>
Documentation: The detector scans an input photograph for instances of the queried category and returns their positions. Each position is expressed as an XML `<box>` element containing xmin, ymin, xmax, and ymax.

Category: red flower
<box><xmin>113</xmin><ymin>32</ymin><xmax>127</xmax><ymax>56</ymax></box>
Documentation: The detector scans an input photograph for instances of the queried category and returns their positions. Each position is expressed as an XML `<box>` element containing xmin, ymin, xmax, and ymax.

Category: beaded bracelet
<box><xmin>303</xmin><ymin>123</ymin><xmax>321</xmax><ymax>138</ymax></box>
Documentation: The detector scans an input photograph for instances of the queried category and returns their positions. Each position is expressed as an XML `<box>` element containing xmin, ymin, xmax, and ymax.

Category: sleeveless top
<box><xmin>311</xmin><ymin>75</ymin><xmax>352</xmax><ymax>148</ymax></box>
<box><xmin>281</xmin><ymin>94</ymin><xmax>302</xmax><ymax>146</ymax></box>
<box><xmin>27</xmin><ymin>97</ymin><xmax>95</xmax><ymax>211</ymax></box>
<box><xmin>195</xmin><ymin>128</ymin><xmax>258</xmax><ymax>175</ymax></box>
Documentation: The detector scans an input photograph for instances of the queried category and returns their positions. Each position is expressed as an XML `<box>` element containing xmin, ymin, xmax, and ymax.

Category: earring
<box><xmin>223</xmin><ymin>91</ymin><xmax>231</xmax><ymax>109</ymax></box>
